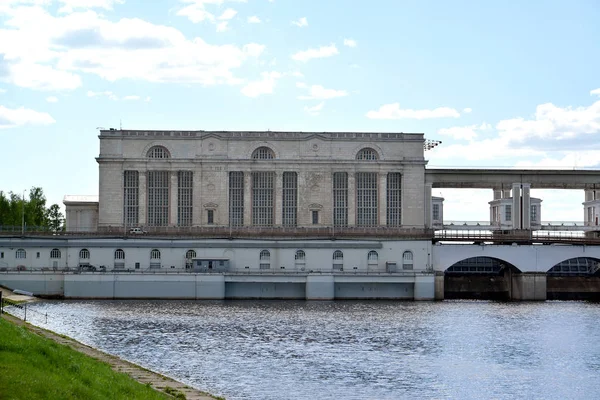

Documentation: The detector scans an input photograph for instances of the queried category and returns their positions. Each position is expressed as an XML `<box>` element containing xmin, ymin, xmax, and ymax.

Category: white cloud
<box><xmin>437</xmin><ymin>123</ymin><xmax>489</xmax><ymax>141</ymax></box>
<box><xmin>0</xmin><ymin>88</ymin><xmax>6</xmax><ymax>93</ymax></box>
<box><xmin>247</xmin><ymin>15</ymin><xmax>261</xmax><ymax>23</ymax></box>
<box><xmin>58</xmin><ymin>0</ymin><xmax>123</xmax><ymax>13</ymax></box>
<box><xmin>0</xmin><ymin>7</ymin><xmax>265</xmax><ymax>90</ymax></box>
<box><xmin>366</xmin><ymin>103</ymin><xmax>461</xmax><ymax>119</ymax></box>
<box><xmin>240</xmin><ymin>71</ymin><xmax>281</xmax><ymax>97</ymax></box>
<box><xmin>298</xmin><ymin>84</ymin><xmax>348</xmax><ymax>100</ymax></box>
<box><xmin>291</xmin><ymin>44</ymin><xmax>339</xmax><ymax>62</ymax></box>
<box><xmin>463</xmin><ymin>107</ymin><xmax>472</xmax><ymax>113</ymax></box>
<box><xmin>291</xmin><ymin>17</ymin><xmax>307</xmax><ymax>27</ymax></box>
<box><xmin>343</xmin><ymin>38</ymin><xmax>357</xmax><ymax>48</ymax></box>
<box><xmin>296</xmin><ymin>82</ymin><xmax>307</xmax><ymax>89</ymax></box>
<box><xmin>216</xmin><ymin>21</ymin><xmax>229</xmax><ymax>32</ymax></box>
<box><xmin>289</xmin><ymin>71</ymin><xmax>303</xmax><ymax>78</ymax></box>
<box><xmin>0</xmin><ymin>105</ymin><xmax>55</xmax><ymax>129</ymax></box>
<box><xmin>591</xmin><ymin>88</ymin><xmax>600</xmax><ymax>96</ymax></box>
<box><xmin>122</xmin><ymin>95</ymin><xmax>140</xmax><ymax>101</ymax></box>
<box><xmin>218</xmin><ymin>8</ymin><xmax>237</xmax><ymax>20</ymax></box>
<box><xmin>177</xmin><ymin>0</ymin><xmax>245</xmax><ymax>29</ymax></box>
<box><xmin>87</xmin><ymin>90</ymin><xmax>118</xmax><ymax>100</ymax></box>
<box><xmin>46</xmin><ymin>96</ymin><xmax>58</xmax><ymax>102</ymax></box>
<box><xmin>304</xmin><ymin>102</ymin><xmax>324</xmax><ymax>116</ymax></box>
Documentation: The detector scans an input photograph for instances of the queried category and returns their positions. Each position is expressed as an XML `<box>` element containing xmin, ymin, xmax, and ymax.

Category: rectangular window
<box><xmin>147</xmin><ymin>170</ymin><xmax>169</xmax><ymax>226</ymax></box>
<box><xmin>505</xmin><ymin>205</ymin><xmax>512</xmax><ymax>222</ymax></box>
<box><xmin>36</xmin><ymin>252</ymin><xmax>40</xmax><ymax>259</ymax></box>
<box><xmin>530</xmin><ymin>205</ymin><xmax>537</xmax><ymax>222</ymax></box>
<box><xmin>178</xmin><ymin>171</ymin><xmax>193</xmax><ymax>226</ymax></box>
<box><xmin>1</xmin><ymin>252</ymin><xmax>4</xmax><ymax>258</ymax></box>
<box><xmin>282</xmin><ymin>172</ymin><xmax>297</xmax><ymax>226</ymax></box>
<box><xmin>135</xmin><ymin>262</ymin><xmax>140</xmax><ymax>269</ymax></box>
<box><xmin>387</xmin><ymin>173</ymin><xmax>401</xmax><ymax>226</ymax></box>
<box><xmin>356</xmin><ymin>172</ymin><xmax>378</xmax><ymax>227</ymax></box>
<box><xmin>123</xmin><ymin>170</ymin><xmax>139</xmax><ymax>226</ymax></box>
<box><xmin>252</xmin><ymin>171</ymin><xmax>275</xmax><ymax>226</ymax></box>
<box><xmin>312</xmin><ymin>210</ymin><xmax>319</xmax><ymax>225</ymax></box>
<box><xmin>229</xmin><ymin>172</ymin><xmax>244</xmax><ymax>226</ymax></box>
<box><xmin>207</xmin><ymin>209</ymin><xmax>214</xmax><ymax>225</ymax></box>
<box><xmin>333</xmin><ymin>172</ymin><xmax>348</xmax><ymax>227</ymax></box>
<box><xmin>432</xmin><ymin>204</ymin><xmax>440</xmax><ymax>221</ymax></box>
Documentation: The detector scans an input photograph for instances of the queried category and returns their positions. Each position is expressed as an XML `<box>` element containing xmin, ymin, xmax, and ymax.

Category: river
<box><xmin>23</xmin><ymin>300</ymin><xmax>600</xmax><ymax>400</ymax></box>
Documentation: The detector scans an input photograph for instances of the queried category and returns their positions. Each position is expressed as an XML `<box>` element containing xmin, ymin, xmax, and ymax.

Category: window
<box><xmin>147</xmin><ymin>146</ymin><xmax>170</xmax><ymax>159</ymax></box>
<box><xmin>36</xmin><ymin>252</ymin><xmax>40</xmax><ymax>259</ymax></box>
<box><xmin>333</xmin><ymin>172</ymin><xmax>348</xmax><ymax>227</ymax></box>
<box><xmin>135</xmin><ymin>262</ymin><xmax>140</xmax><ymax>269</ymax></box>
<box><xmin>312</xmin><ymin>210</ymin><xmax>319</xmax><ymax>225</ymax></box>
<box><xmin>432</xmin><ymin>204</ymin><xmax>440</xmax><ymax>221</ymax></box>
<box><xmin>356</xmin><ymin>172</ymin><xmax>378</xmax><ymax>226</ymax></box>
<box><xmin>282</xmin><ymin>172</ymin><xmax>297</xmax><ymax>227</ymax></box>
<box><xmin>530</xmin><ymin>205</ymin><xmax>537</xmax><ymax>222</ymax></box>
<box><xmin>402</xmin><ymin>251</ymin><xmax>413</xmax><ymax>270</ymax></box>
<box><xmin>368</xmin><ymin>251</ymin><xmax>378</xmax><ymax>263</ymax></box>
<box><xmin>505</xmin><ymin>205</ymin><xmax>512</xmax><ymax>222</ymax></box>
<box><xmin>178</xmin><ymin>170</ymin><xmax>193</xmax><ymax>226</ymax></box>
<box><xmin>148</xmin><ymin>170</ymin><xmax>169</xmax><ymax>226</ymax></box>
<box><xmin>356</xmin><ymin>148</ymin><xmax>379</xmax><ymax>160</ymax></box>
<box><xmin>16</xmin><ymin>249</ymin><xmax>26</xmax><ymax>259</ymax></box>
<box><xmin>387</xmin><ymin>173</ymin><xmax>401</xmax><ymax>226</ymax></box>
<box><xmin>259</xmin><ymin>250</ymin><xmax>270</xmax><ymax>269</ymax></box>
<box><xmin>252</xmin><ymin>171</ymin><xmax>275</xmax><ymax>226</ymax></box>
<box><xmin>151</xmin><ymin>249</ymin><xmax>161</xmax><ymax>259</ymax></box>
<box><xmin>252</xmin><ymin>147</ymin><xmax>275</xmax><ymax>159</ymax></box>
<box><xmin>295</xmin><ymin>250</ymin><xmax>306</xmax><ymax>261</ymax></box>
<box><xmin>186</xmin><ymin>250</ymin><xmax>196</xmax><ymax>259</ymax></box>
<box><xmin>333</xmin><ymin>250</ymin><xmax>343</xmax><ymax>271</ymax></box>
<box><xmin>115</xmin><ymin>249</ymin><xmax>125</xmax><ymax>260</ymax></box>
<box><xmin>79</xmin><ymin>249</ymin><xmax>90</xmax><ymax>259</ymax></box>
<box><xmin>229</xmin><ymin>172</ymin><xmax>244</xmax><ymax>226</ymax></box>
<box><xmin>50</xmin><ymin>248</ymin><xmax>61</xmax><ymax>259</ymax></box>
<box><xmin>1</xmin><ymin>252</ymin><xmax>3</xmax><ymax>259</ymax></box>
<box><xmin>207</xmin><ymin>209</ymin><xmax>214</xmax><ymax>225</ymax></box>
<box><xmin>123</xmin><ymin>170</ymin><xmax>139</xmax><ymax>227</ymax></box>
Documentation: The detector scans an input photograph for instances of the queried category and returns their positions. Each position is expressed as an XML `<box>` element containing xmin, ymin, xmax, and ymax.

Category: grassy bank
<box><xmin>0</xmin><ymin>318</ymin><xmax>170</xmax><ymax>400</ymax></box>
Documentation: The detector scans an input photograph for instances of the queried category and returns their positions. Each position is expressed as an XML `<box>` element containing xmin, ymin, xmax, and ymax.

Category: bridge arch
<box><xmin>446</xmin><ymin>256</ymin><xmax>521</xmax><ymax>274</ymax></box>
<box><xmin>547</xmin><ymin>257</ymin><xmax>600</xmax><ymax>275</ymax></box>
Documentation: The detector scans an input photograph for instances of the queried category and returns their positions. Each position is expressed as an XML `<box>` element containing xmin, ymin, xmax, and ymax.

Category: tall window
<box><xmin>229</xmin><ymin>172</ymin><xmax>244</xmax><ymax>226</ymax></box>
<box><xmin>333</xmin><ymin>250</ymin><xmax>343</xmax><ymax>270</ymax></box>
<box><xmin>356</xmin><ymin>172</ymin><xmax>378</xmax><ymax>226</ymax></box>
<box><xmin>50</xmin><ymin>248</ymin><xmax>61</xmax><ymax>259</ymax></box>
<box><xmin>252</xmin><ymin>171</ymin><xmax>275</xmax><ymax>226</ymax></box>
<box><xmin>356</xmin><ymin>148</ymin><xmax>379</xmax><ymax>160</ymax></box>
<box><xmin>387</xmin><ymin>173</ymin><xmax>401</xmax><ymax>226</ymax></box>
<box><xmin>207</xmin><ymin>209</ymin><xmax>214</xmax><ymax>224</ymax></box>
<box><xmin>530</xmin><ymin>205</ymin><xmax>537</xmax><ymax>222</ymax></box>
<box><xmin>148</xmin><ymin>170</ymin><xmax>169</xmax><ymax>226</ymax></box>
<box><xmin>432</xmin><ymin>204</ymin><xmax>440</xmax><ymax>221</ymax></box>
<box><xmin>252</xmin><ymin>147</ymin><xmax>275</xmax><ymax>159</ymax></box>
<box><xmin>115</xmin><ymin>249</ymin><xmax>125</xmax><ymax>259</ymax></box>
<box><xmin>282</xmin><ymin>172</ymin><xmax>297</xmax><ymax>226</ymax></box>
<box><xmin>333</xmin><ymin>172</ymin><xmax>348</xmax><ymax>227</ymax></box>
<box><xmin>368</xmin><ymin>251</ymin><xmax>378</xmax><ymax>263</ymax></box>
<box><xmin>147</xmin><ymin>146</ymin><xmax>170</xmax><ymax>159</ymax></box>
<box><xmin>260</xmin><ymin>250</ymin><xmax>270</xmax><ymax>269</ymax></box>
<box><xmin>16</xmin><ymin>249</ymin><xmax>26</xmax><ymax>259</ymax></box>
<box><xmin>186</xmin><ymin>250</ymin><xmax>196</xmax><ymax>259</ymax></box>
<box><xmin>151</xmin><ymin>249</ymin><xmax>161</xmax><ymax>259</ymax></box>
<box><xmin>123</xmin><ymin>170</ymin><xmax>139</xmax><ymax>226</ymax></box>
<box><xmin>295</xmin><ymin>250</ymin><xmax>306</xmax><ymax>261</ymax></box>
<box><xmin>505</xmin><ymin>205</ymin><xmax>512</xmax><ymax>222</ymax></box>
<box><xmin>402</xmin><ymin>251</ymin><xmax>413</xmax><ymax>270</ymax></box>
<box><xmin>178</xmin><ymin>171</ymin><xmax>193</xmax><ymax>226</ymax></box>
<box><xmin>79</xmin><ymin>249</ymin><xmax>90</xmax><ymax>259</ymax></box>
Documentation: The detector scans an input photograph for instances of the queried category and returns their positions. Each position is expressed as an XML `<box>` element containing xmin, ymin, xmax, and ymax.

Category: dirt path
<box><xmin>1</xmin><ymin>312</ymin><xmax>219</xmax><ymax>400</ymax></box>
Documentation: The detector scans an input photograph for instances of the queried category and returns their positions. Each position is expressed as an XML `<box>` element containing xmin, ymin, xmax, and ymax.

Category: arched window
<box><xmin>147</xmin><ymin>146</ymin><xmax>170</xmax><ymax>159</ymax></box>
<box><xmin>79</xmin><ymin>249</ymin><xmax>90</xmax><ymax>259</ymax></box>
<box><xmin>368</xmin><ymin>250</ymin><xmax>378</xmax><ymax>263</ymax></box>
<box><xmin>259</xmin><ymin>249</ymin><xmax>270</xmax><ymax>269</ymax></box>
<box><xmin>186</xmin><ymin>250</ymin><xmax>196</xmax><ymax>259</ymax></box>
<box><xmin>295</xmin><ymin>250</ymin><xmax>306</xmax><ymax>261</ymax></box>
<box><xmin>115</xmin><ymin>249</ymin><xmax>125</xmax><ymax>260</ymax></box>
<box><xmin>333</xmin><ymin>250</ymin><xmax>343</xmax><ymax>271</ymax></box>
<box><xmin>16</xmin><ymin>249</ymin><xmax>26</xmax><ymax>259</ymax></box>
<box><xmin>151</xmin><ymin>249</ymin><xmax>161</xmax><ymax>259</ymax></box>
<box><xmin>356</xmin><ymin>147</ymin><xmax>379</xmax><ymax>161</ymax></box>
<box><xmin>402</xmin><ymin>251</ymin><xmax>413</xmax><ymax>270</ymax></box>
<box><xmin>50</xmin><ymin>248</ymin><xmax>61</xmax><ymax>259</ymax></box>
<box><xmin>252</xmin><ymin>147</ymin><xmax>275</xmax><ymax>159</ymax></box>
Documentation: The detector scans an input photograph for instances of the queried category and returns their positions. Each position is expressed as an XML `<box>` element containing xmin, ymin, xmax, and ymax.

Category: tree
<box><xmin>46</xmin><ymin>204</ymin><xmax>64</xmax><ymax>232</ymax></box>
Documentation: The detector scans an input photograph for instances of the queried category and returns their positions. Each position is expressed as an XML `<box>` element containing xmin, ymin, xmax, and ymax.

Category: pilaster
<box><xmin>348</xmin><ymin>172</ymin><xmax>356</xmax><ymax>226</ymax></box>
<box><xmin>170</xmin><ymin>171</ymin><xmax>178</xmax><ymax>226</ymax></box>
<box><xmin>243</xmin><ymin>171</ymin><xmax>252</xmax><ymax>226</ymax></box>
<box><xmin>511</xmin><ymin>183</ymin><xmax>521</xmax><ymax>229</ymax></box>
<box><xmin>139</xmin><ymin>171</ymin><xmax>146</xmax><ymax>226</ymax></box>
<box><xmin>275</xmin><ymin>171</ymin><xmax>283</xmax><ymax>226</ymax></box>
<box><xmin>379</xmin><ymin>173</ymin><xmax>387</xmax><ymax>226</ymax></box>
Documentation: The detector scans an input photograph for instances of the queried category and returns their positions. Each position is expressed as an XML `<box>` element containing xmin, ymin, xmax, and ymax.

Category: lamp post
<box><xmin>21</xmin><ymin>189</ymin><xmax>27</xmax><ymax>235</ymax></box>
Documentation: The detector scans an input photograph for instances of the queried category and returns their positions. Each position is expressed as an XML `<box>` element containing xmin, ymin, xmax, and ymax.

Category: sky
<box><xmin>1</xmin><ymin>0</ymin><xmax>599</xmax><ymax>222</ymax></box>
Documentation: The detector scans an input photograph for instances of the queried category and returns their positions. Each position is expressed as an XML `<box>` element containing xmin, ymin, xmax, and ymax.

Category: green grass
<box><xmin>0</xmin><ymin>318</ymin><xmax>170</xmax><ymax>400</ymax></box>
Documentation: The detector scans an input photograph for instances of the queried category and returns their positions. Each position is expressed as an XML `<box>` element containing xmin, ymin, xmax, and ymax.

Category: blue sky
<box><xmin>1</xmin><ymin>0</ymin><xmax>599</xmax><ymax>222</ymax></box>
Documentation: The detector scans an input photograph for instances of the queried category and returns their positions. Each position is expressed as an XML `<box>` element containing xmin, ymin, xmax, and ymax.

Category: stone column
<box><xmin>274</xmin><ymin>171</ymin><xmax>283</xmax><ymax>226</ymax></box>
<box><xmin>424</xmin><ymin>183</ymin><xmax>433</xmax><ymax>228</ymax></box>
<box><xmin>243</xmin><ymin>171</ymin><xmax>252</xmax><ymax>226</ymax></box>
<box><xmin>379</xmin><ymin>173</ymin><xmax>387</xmax><ymax>226</ymax></box>
<box><xmin>502</xmin><ymin>189</ymin><xmax>511</xmax><ymax>199</ymax></box>
<box><xmin>511</xmin><ymin>183</ymin><xmax>521</xmax><ymax>229</ymax></box>
<box><xmin>521</xmin><ymin>183</ymin><xmax>531</xmax><ymax>229</ymax></box>
<box><xmin>170</xmin><ymin>171</ymin><xmax>178</xmax><ymax>226</ymax></box>
<box><xmin>193</xmin><ymin>168</ymin><xmax>202</xmax><ymax>226</ymax></box>
<box><xmin>348</xmin><ymin>172</ymin><xmax>356</xmax><ymax>226</ymax></box>
<box><xmin>138</xmin><ymin>171</ymin><xmax>146</xmax><ymax>226</ymax></box>
<box><xmin>493</xmin><ymin>188</ymin><xmax>502</xmax><ymax>200</ymax></box>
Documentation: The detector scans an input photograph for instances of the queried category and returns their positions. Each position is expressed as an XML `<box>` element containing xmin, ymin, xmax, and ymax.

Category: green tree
<box><xmin>46</xmin><ymin>204</ymin><xmax>64</xmax><ymax>232</ymax></box>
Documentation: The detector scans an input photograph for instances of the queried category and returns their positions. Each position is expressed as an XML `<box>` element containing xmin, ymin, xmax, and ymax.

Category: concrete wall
<box><xmin>547</xmin><ymin>276</ymin><xmax>600</xmax><ymax>300</ymax></box>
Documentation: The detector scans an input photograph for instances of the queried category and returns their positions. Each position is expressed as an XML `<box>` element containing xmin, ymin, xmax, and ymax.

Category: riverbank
<box><xmin>0</xmin><ymin>288</ymin><xmax>221</xmax><ymax>400</ymax></box>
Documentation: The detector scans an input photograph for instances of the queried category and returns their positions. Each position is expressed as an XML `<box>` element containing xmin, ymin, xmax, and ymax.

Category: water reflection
<box><xmin>26</xmin><ymin>300</ymin><xmax>600</xmax><ymax>400</ymax></box>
